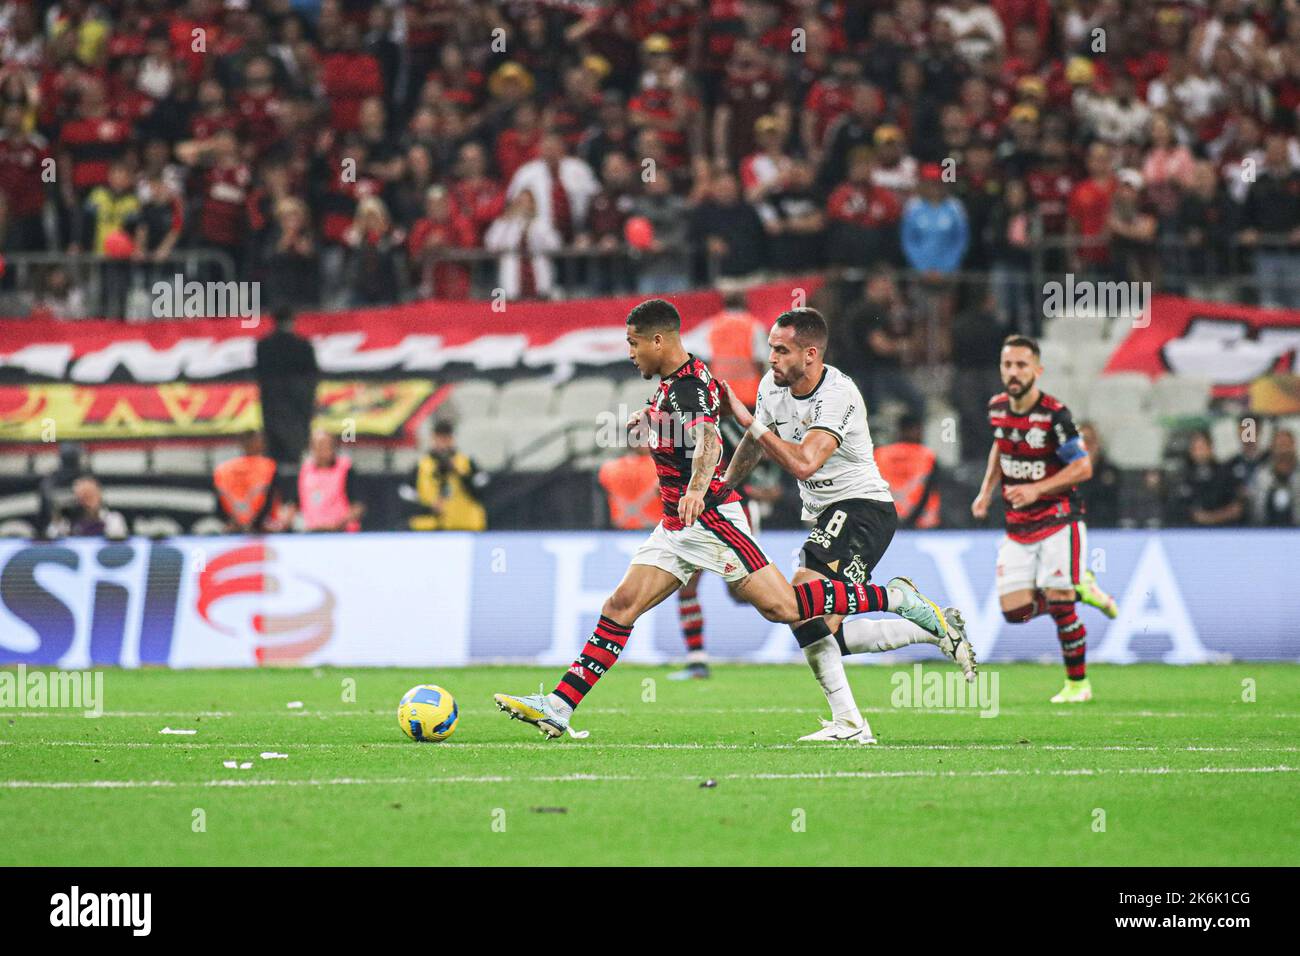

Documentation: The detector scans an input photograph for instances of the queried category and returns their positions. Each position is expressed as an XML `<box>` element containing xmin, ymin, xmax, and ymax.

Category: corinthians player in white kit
<box><xmin>722</xmin><ymin>308</ymin><xmax>976</xmax><ymax>743</ymax></box>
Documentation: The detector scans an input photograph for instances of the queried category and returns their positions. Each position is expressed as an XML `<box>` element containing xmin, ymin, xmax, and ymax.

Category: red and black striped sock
<box><xmin>554</xmin><ymin>615</ymin><xmax>632</xmax><ymax>710</ymax></box>
<box><xmin>793</xmin><ymin>579</ymin><xmax>888</xmax><ymax>620</ymax></box>
<box><xmin>678</xmin><ymin>595</ymin><xmax>704</xmax><ymax>652</ymax></box>
<box><xmin>1048</xmin><ymin>600</ymin><xmax>1087</xmax><ymax>680</ymax></box>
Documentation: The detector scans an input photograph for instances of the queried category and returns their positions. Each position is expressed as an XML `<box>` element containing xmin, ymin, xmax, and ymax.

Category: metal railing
<box><xmin>0</xmin><ymin>250</ymin><xmax>238</xmax><ymax>319</ymax></box>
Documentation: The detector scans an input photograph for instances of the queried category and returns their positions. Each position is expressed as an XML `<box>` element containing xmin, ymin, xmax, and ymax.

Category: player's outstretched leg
<box><xmin>495</xmin><ymin>564</ymin><xmax>681</xmax><ymax>738</ymax></box>
<box><xmin>788</xmin><ymin>574</ymin><xmax>950</xmax><ymax>640</ymax></box>
<box><xmin>834</xmin><ymin>608</ymin><xmax>977</xmax><ymax>682</ymax></box>
<box><xmin>668</xmin><ymin>571</ymin><xmax>709</xmax><ymax>681</ymax></box>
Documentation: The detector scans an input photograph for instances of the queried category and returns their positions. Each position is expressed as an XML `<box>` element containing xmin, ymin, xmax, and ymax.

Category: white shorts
<box><xmin>996</xmin><ymin>522</ymin><xmax>1086</xmax><ymax>595</ymax></box>
<box><xmin>630</xmin><ymin>500</ymin><xmax>771</xmax><ymax>585</ymax></box>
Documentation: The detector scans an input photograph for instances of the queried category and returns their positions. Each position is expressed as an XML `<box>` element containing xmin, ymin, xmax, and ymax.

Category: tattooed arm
<box><xmin>679</xmin><ymin>422</ymin><xmax>721</xmax><ymax>526</ymax></box>
<box><xmin>722</xmin><ymin>431</ymin><xmax>764</xmax><ymax>491</ymax></box>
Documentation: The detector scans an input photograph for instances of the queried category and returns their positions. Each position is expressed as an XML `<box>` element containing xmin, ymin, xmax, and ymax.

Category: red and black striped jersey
<box><xmin>649</xmin><ymin>355</ymin><xmax>740</xmax><ymax>531</ymax></box>
<box><xmin>988</xmin><ymin>390</ymin><xmax>1085</xmax><ymax>543</ymax></box>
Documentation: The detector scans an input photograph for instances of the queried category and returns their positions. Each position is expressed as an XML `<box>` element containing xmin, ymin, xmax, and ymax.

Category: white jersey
<box><xmin>754</xmin><ymin>364</ymin><xmax>893</xmax><ymax>519</ymax></box>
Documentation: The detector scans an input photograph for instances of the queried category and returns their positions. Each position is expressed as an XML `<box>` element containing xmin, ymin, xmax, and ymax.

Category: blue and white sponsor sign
<box><xmin>0</xmin><ymin>530</ymin><xmax>1295</xmax><ymax>668</ymax></box>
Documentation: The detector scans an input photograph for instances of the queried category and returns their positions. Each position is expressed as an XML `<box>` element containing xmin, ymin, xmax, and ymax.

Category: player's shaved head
<box><xmin>775</xmin><ymin>308</ymin><xmax>829</xmax><ymax>351</ymax></box>
<box><xmin>626</xmin><ymin>298</ymin><xmax>682</xmax><ymax>335</ymax></box>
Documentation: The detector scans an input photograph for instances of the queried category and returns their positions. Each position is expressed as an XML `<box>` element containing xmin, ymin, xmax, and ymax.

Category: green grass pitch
<box><xmin>2</xmin><ymin>663</ymin><xmax>1297</xmax><ymax>866</ymax></box>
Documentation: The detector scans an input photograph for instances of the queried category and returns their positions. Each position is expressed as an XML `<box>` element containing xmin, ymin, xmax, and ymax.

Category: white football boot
<box><xmin>798</xmin><ymin>717</ymin><xmax>878</xmax><ymax>744</ymax></box>
<box><xmin>937</xmin><ymin>606</ymin><xmax>978</xmax><ymax>683</ymax></box>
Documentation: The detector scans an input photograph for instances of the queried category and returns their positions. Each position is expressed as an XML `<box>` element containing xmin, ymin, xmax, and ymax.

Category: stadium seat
<box><xmin>1210</xmin><ymin>417</ymin><xmax>1247</xmax><ymax>460</ymax></box>
<box><xmin>0</xmin><ymin>455</ymin><xmax>30</xmax><ymax>477</ymax></box>
<box><xmin>496</xmin><ymin>378</ymin><xmax>556</xmax><ymax>421</ymax></box>
<box><xmin>455</xmin><ymin>421</ymin><xmax>515</xmax><ymax>471</ymax></box>
<box><xmin>30</xmin><ymin>452</ymin><xmax>58</xmax><ymax>475</ymax></box>
<box><xmin>209</xmin><ymin>443</ymin><xmax>242</xmax><ymax>466</ymax></box>
<box><xmin>554</xmin><ymin>377</ymin><xmax>616</xmax><ymax>422</ymax></box>
<box><xmin>191</xmin><ymin>516</ymin><xmax>228</xmax><ymax>536</ymax></box>
<box><xmin>1042</xmin><ymin>315</ymin><xmax>1108</xmax><ymax>342</ymax></box>
<box><xmin>1045</xmin><ymin>374</ymin><xmax>1091</xmax><ymax>421</ymax></box>
<box><xmin>0</xmin><ymin>519</ymin><xmax>36</xmax><ymax>537</ymax></box>
<box><xmin>132</xmin><ymin>516</ymin><xmax>184</xmax><ymax>538</ymax></box>
<box><xmin>1103</xmin><ymin>418</ymin><xmax>1167</xmax><ymax>469</ymax></box>
<box><xmin>89</xmin><ymin>449</ymin><xmax>149</xmax><ymax>476</ymax></box>
<box><xmin>1068</xmin><ymin>341</ymin><xmax>1117</xmax><ymax>380</ymax></box>
<box><xmin>151</xmin><ymin>446</ymin><xmax>211</xmax><ymax>475</ymax></box>
<box><xmin>391</xmin><ymin>448</ymin><xmax>421</xmax><ymax>476</ymax></box>
<box><xmin>1149</xmin><ymin>376</ymin><xmax>1212</xmax><ymax>419</ymax></box>
<box><xmin>1276</xmin><ymin>416</ymin><xmax>1300</xmax><ymax>440</ymax></box>
<box><xmin>1037</xmin><ymin>341</ymin><xmax>1074</xmax><ymax>378</ymax></box>
<box><xmin>442</xmin><ymin>379</ymin><xmax>498</xmax><ymax>420</ymax></box>
<box><xmin>1087</xmin><ymin>373</ymin><xmax>1153</xmax><ymax>422</ymax></box>
<box><xmin>509</xmin><ymin>427</ymin><xmax>569</xmax><ymax>471</ymax></box>
<box><xmin>349</xmin><ymin>446</ymin><xmax>389</xmax><ymax>474</ymax></box>
<box><xmin>617</xmin><ymin>377</ymin><xmax>656</xmax><ymax>415</ymax></box>
<box><xmin>924</xmin><ymin>403</ymin><xmax>962</xmax><ymax>468</ymax></box>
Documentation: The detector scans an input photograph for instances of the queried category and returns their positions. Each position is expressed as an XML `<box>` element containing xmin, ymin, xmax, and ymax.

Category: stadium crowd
<box><xmin>1</xmin><ymin>0</ymin><xmax>1299</xmax><ymax>318</ymax></box>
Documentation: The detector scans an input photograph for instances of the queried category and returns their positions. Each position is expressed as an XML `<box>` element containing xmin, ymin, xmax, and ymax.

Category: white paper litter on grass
<box><xmin>222</xmin><ymin>760</ymin><xmax>238</xmax><ymax>768</ymax></box>
<box><xmin>239</xmin><ymin>762</ymin><xmax>253</xmax><ymax>770</ymax></box>
<box><xmin>159</xmin><ymin>727</ymin><xmax>197</xmax><ymax>735</ymax></box>
<box><xmin>260</xmin><ymin>752</ymin><xmax>288</xmax><ymax>760</ymax></box>
<box><xmin>286</xmin><ymin>701</ymin><xmax>304</xmax><ymax>709</ymax></box>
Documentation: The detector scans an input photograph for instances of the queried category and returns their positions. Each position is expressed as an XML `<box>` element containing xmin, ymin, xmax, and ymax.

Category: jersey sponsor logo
<box><xmin>844</xmin><ymin>555</ymin><xmax>868</xmax><ymax>584</ymax></box>
<box><xmin>839</xmin><ymin>403</ymin><xmax>855</xmax><ymax>430</ymax></box>
<box><xmin>807</xmin><ymin>526</ymin><xmax>833</xmax><ymax>548</ymax></box>
<box><xmin>1001</xmin><ymin>455</ymin><xmax>1047</xmax><ymax>480</ymax></box>
<box><xmin>801</xmin><ymin>477</ymin><xmax>836</xmax><ymax>489</ymax></box>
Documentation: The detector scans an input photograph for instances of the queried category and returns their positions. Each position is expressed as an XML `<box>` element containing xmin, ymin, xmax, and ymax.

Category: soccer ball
<box><xmin>397</xmin><ymin>684</ymin><xmax>459</xmax><ymax>742</ymax></box>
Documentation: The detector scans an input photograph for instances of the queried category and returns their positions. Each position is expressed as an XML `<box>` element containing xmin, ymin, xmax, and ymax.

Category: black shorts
<box><xmin>799</xmin><ymin>498</ymin><xmax>898</xmax><ymax>585</ymax></box>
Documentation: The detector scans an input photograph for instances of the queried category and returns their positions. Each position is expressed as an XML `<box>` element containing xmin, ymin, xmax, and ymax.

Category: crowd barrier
<box><xmin>0</xmin><ymin>529</ymin><xmax>1294</xmax><ymax>668</ymax></box>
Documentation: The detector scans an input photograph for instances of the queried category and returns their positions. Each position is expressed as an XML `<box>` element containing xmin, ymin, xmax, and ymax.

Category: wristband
<box><xmin>748</xmin><ymin>420</ymin><xmax>768</xmax><ymax>440</ymax></box>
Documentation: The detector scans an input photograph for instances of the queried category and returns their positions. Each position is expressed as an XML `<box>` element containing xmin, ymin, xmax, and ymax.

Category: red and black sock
<box><xmin>554</xmin><ymin>615</ymin><xmax>632</xmax><ymax>710</ymax></box>
<box><xmin>793</xmin><ymin>579</ymin><xmax>888</xmax><ymax>620</ymax></box>
<box><xmin>1003</xmin><ymin>590</ymin><xmax>1049</xmax><ymax>623</ymax></box>
<box><xmin>1048</xmin><ymin>600</ymin><xmax>1087</xmax><ymax>680</ymax></box>
<box><xmin>678</xmin><ymin>594</ymin><xmax>704</xmax><ymax>653</ymax></box>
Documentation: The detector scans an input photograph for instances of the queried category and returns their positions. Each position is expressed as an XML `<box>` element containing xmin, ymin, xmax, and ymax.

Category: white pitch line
<box><xmin>1</xmin><ymin>740</ymin><xmax>1297</xmax><ymax>753</ymax></box>
<box><xmin>0</xmin><ymin>765</ymin><xmax>1295</xmax><ymax>791</ymax></box>
<box><xmin>7</xmin><ymin>707</ymin><xmax>1300</xmax><ymax>719</ymax></box>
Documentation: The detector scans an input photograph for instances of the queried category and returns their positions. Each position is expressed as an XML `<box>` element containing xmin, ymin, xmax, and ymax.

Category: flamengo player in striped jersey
<box><xmin>972</xmin><ymin>335</ymin><xmax>1119</xmax><ymax>704</ymax></box>
<box><xmin>494</xmin><ymin>299</ymin><xmax>952</xmax><ymax>739</ymax></box>
<box><xmin>721</xmin><ymin>308</ymin><xmax>976</xmax><ymax>744</ymax></box>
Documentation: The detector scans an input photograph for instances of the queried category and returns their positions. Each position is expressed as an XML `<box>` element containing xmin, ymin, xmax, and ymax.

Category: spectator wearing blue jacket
<box><xmin>901</xmin><ymin>162</ymin><xmax>969</xmax><ymax>361</ymax></box>
<box><xmin>901</xmin><ymin>163</ymin><xmax>970</xmax><ymax>275</ymax></box>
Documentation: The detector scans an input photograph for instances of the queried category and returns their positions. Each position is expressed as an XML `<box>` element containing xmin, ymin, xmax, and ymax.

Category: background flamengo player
<box><xmin>972</xmin><ymin>334</ymin><xmax>1120</xmax><ymax>704</ymax></box>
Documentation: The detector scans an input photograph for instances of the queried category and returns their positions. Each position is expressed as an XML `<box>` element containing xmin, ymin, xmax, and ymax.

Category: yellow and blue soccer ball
<box><xmin>397</xmin><ymin>684</ymin><xmax>459</xmax><ymax>742</ymax></box>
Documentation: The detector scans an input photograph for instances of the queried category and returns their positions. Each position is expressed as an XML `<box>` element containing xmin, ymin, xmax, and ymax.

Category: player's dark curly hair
<box><xmin>775</xmin><ymin>307</ymin><xmax>828</xmax><ymax>350</ymax></box>
<box><xmin>626</xmin><ymin>298</ymin><xmax>681</xmax><ymax>334</ymax></box>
